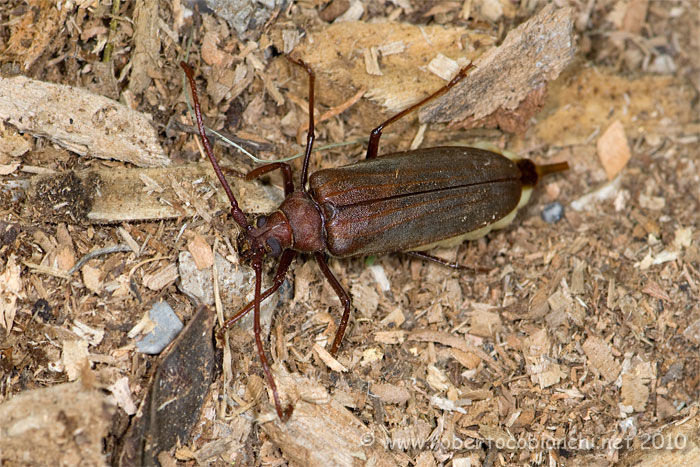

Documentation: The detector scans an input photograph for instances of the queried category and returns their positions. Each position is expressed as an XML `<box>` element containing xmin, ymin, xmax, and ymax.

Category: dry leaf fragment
<box><xmin>597</xmin><ymin>120</ymin><xmax>631</xmax><ymax>180</ymax></box>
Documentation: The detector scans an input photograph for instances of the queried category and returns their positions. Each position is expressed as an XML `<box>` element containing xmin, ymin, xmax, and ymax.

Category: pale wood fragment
<box><xmin>582</xmin><ymin>336</ymin><xmax>621</xmax><ymax>383</ymax></box>
<box><xmin>597</xmin><ymin>120</ymin><xmax>631</xmax><ymax>180</ymax></box>
<box><xmin>0</xmin><ymin>75</ymin><xmax>169</xmax><ymax>167</ymax></box>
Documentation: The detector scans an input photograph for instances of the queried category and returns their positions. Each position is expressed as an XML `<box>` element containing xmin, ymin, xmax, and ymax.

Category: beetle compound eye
<box><xmin>257</xmin><ymin>216</ymin><xmax>268</xmax><ymax>228</ymax></box>
<box><xmin>267</xmin><ymin>237</ymin><xmax>282</xmax><ymax>256</ymax></box>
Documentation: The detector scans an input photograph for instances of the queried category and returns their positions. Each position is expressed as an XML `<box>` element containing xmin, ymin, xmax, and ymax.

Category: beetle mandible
<box><xmin>180</xmin><ymin>58</ymin><xmax>568</xmax><ymax>421</ymax></box>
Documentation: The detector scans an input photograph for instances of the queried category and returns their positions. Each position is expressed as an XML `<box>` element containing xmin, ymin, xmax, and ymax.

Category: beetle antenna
<box><xmin>286</xmin><ymin>56</ymin><xmax>316</xmax><ymax>191</ymax></box>
<box><xmin>181</xmin><ymin>62</ymin><xmax>252</xmax><ymax>233</ymax></box>
<box><xmin>252</xmin><ymin>251</ymin><xmax>293</xmax><ymax>421</ymax></box>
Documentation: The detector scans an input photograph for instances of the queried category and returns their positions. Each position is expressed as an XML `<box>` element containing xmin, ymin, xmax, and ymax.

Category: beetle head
<box><xmin>242</xmin><ymin>210</ymin><xmax>293</xmax><ymax>259</ymax></box>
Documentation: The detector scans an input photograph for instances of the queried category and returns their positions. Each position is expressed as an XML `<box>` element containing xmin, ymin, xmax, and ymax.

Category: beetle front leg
<box><xmin>224</xmin><ymin>162</ymin><xmax>295</xmax><ymax>197</ymax></box>
<box><xmin>218</xmin><ymin>249</ymin><xmax>296</xmax><ymax>336</ymax></box>
<box><xmin>314</xmin><ymin>253</ymin><xmax>352</xmax><ymax>356</ymax></box>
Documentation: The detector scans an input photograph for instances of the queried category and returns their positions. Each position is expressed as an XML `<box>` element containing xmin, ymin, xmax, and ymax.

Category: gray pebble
<box><xmin>136</xmin><ymin>301</ymin><xmax>184</xmax><ymax>354</ymax></box>
<box><xmin>541</xmin><ymin>201</ymin><xmax>565</xmax><ymax>224</ymax></box>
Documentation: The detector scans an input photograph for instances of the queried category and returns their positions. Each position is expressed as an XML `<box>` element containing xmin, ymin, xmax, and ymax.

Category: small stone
<box><xmin>541</xmin><ymin>201</ymin><xmax>565</xmax><ymax>223</ymax></box>
<box><xmin>136</xmin><ymin>302</ymin><xmax>184</xmax><ymax>355</ymax></box>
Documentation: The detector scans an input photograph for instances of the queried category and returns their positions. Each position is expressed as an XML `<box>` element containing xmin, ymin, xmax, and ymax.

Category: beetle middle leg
<box><xmin>314</xmin><ymin>253</ymin><xmax>352</xmax><ymax>356</ymax></box>
<box><xmin>366</xmin><ymin>63</ymin><xmax>475</xmax><ymax>159</ymax></box>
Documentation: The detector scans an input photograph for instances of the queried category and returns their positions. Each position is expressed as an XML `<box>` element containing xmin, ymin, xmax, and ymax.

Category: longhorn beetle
<box><xmin>181</xmin><ymin>58</ymin><xmax>568</xmax><ymax>421</ymax></box>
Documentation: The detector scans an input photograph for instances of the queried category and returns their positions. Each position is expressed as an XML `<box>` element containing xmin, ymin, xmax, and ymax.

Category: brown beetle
<box><xmin>181</xmin><ymin>58</ymin><xmax>568</xmax><ymax>421</ymax></box>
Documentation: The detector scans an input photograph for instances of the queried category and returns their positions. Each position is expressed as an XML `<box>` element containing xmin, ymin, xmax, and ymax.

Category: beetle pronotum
<box><xmin>181</xmin><ymin>57</ymin><xmax>568</xmax><ymax>421</ymax></box>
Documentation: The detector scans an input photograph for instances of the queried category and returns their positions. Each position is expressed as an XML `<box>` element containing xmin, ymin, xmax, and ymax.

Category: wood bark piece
<box><xmin>128</xmin><ymin>0</ymin><xmax>160</xmax><ymax>95</ymax></box>
<box><xmin>419</xmin><ymin>4</ymin><xmax>575</xmax><ymax>123</ymax></box>
<box><xmin>0</xmin><ymin>75</ymin><xmax>170</xmax><ymax>167</ymax></box>
<box><xmin>11</xmin><ymin>162</ymin><xmax>283</xmax><ymax>224</ymax></box>
<box><xmin>261</xmin><ymin>369</ymin><xmax>395</xmax><ymax>466</ymax></box>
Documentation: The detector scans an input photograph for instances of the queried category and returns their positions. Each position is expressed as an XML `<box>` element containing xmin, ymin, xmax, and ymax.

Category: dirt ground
<box><xmin>0</xmin><ymin>0</ymin><xmax>699</xmax><ymax>466</ymax></box>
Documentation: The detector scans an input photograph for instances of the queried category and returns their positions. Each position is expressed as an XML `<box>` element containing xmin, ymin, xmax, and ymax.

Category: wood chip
<box><xmin>379</xmin><ymin>308</ymin><xmax>405</xmax><ymax>328</ymax></box>
<box><xmin>370</xmin><ymin>383</ymin><xmax>410</xmax><ymax>405</ymax></box>
<box><xmin>363</xmin><ymin>46</ymin><xmax>382</xmax><ymax>76</ymax></box>
<box><xmin>312</xmin><ymin>343</ymin><xmax>348</xmax><ymax>372</ymax></box>
<box><xmin>450</xmin><ymin>348</ymin><xmax>481</xmax><ymax>370</ymax></box>
<box><xmin>128</xmin><ymin>0</ymin><xmax>160</xmax><ymax>95</ymax></box>
<box><xmin>108</xmin><ymin>376</ymin><xmax>137</xmax><ymax>416</ymax></box>
<box><xmin>597</xmin><ymin>120</ymin><xmax>631</xmax><ymax>180</ymax></box>
<box><xmin>186</xmin><ymin>233</ymin><xmax>214</xmax><ymax>270</ymax></box>
<box><xmin>426</xmin><ymin>364</ymin><xmax>450</xmax><ymax>392</ymax></box>
<box><xmin>582</xmin><ymin>336</ymin><xmax>621</xmax><ymax>383</ymax></box>
<box><xmin>143</xmin><ymin>263</ymin><xmax>178</xmax><ymax>291</ymax></box>
<box><xmin>0</xmin><ymin>255</ymin><xmax>23</xmax><ymax>334</ymax></box>
<box><xmin>427</xmin><ymin>53</ymin><xmax>459</xmax><ymax>81</ymax></box>
<box><xmin>261</xmin><ymin>369</ymin><xmax>394</xmax><ymax>466</ymax></box>
<box><xmin>642</xmin><ymin>280</ymin><xmax>671</xmax><ymax>302</ymax></box>
<box><xmin>469</xmin><ymin>309</ymin><xmax>502</xmax><ymax>337</ymax></box>
<box><xmin>409</xmin><ymin>330</ymin><xmax>505</xmax><ymax>377</ymax></box>
<box><xmin>374</xmin><ymin>330</ymin><xmax>406</xmax><ymax>345</ymax></box>
<box><xmin>62</xmin><ymin>340</ymin><xmax>89</xmax><ymax>381</ymax></box>
<box><xmin>7</xmin><ymin>163</ymin><xmax>283</xmax><ymax>224</ymax></box>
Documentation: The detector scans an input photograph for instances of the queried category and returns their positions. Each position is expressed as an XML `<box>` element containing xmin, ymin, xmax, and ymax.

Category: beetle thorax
<box><xmin>279</xmin><ymin>191</ymin><xmax>325</xmax><ymax>253</ymax></box>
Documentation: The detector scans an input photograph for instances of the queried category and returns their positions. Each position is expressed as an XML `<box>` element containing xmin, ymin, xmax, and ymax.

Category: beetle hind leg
<box><xmin>314</xmin><ymin>253</ymin><xmax>352</xmax><ymax>356</ymax></box>
<box><xmin>405</xmin><ymin>251</ymin><xmax>490</xmax><ymax>273</ymax></box>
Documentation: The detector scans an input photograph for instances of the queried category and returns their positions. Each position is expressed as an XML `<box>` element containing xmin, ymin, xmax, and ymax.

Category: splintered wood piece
<box><xmin>0</xmin><ymin>75</ymin><xmax>169</xmax><ymax>167</ymax></box>
<box><xmin>10</xmin><ymin>162</ymin><xmax>283</xmax><ymax>224</ymax></box>
<box><xmin>261</xmin><ymin>369</ymin><xmax>394</xmax><ymax>466</ymax></box>
<box><xmin>419</xmin><ymin>4</ymin><xmax>575</xmax><ymax>124</ymax></box>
